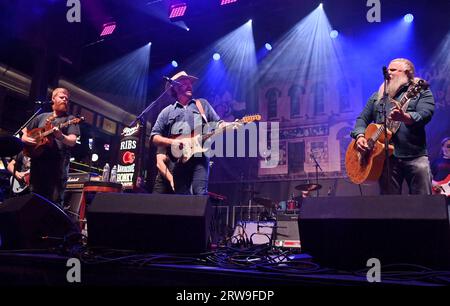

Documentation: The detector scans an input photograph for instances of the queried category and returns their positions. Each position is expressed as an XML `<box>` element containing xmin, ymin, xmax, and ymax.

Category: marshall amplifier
<box><xmin>66</xmin><ymin>173</ymin><xmax>100</xmax><ymax>190</ymax></box>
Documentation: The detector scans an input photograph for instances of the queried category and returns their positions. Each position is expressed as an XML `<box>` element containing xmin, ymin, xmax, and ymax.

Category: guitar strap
<box><xmin>195</xmin><ymin>99</ymin><xmax>208</xmax><ymax>123</ymax></box>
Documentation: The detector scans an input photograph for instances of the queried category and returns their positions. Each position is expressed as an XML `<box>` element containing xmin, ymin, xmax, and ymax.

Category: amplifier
<box><xmin>67</xmin><ymin>172</ymin><xmax>100</xmax><ymax>190</ymax></box>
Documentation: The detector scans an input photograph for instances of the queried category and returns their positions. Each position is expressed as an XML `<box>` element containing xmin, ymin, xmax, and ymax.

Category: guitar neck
<box><xmin>201</xmin><ymin>119</ymin><xmax>245</xmax><ymax>142</ymax></box>
<box><xmin>41</xmin><ymin>120</ymin><xmax>74</xmax><ymax>137</ymax></box>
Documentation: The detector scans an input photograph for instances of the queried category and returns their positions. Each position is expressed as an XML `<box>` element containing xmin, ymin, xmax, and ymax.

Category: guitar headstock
<box><xmin>406</xmin><ymin>79</ymin><xmax>429</xmax><ymax>99</ymax></box>
<box><xmin>239</xmin><ymin>114</ymin><xmax>262</xmax><ymax>124</ymax></box>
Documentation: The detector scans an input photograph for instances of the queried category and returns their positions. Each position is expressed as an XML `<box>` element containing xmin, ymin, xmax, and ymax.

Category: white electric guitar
<box><xmin>172</xmin><ymin>114</ymin><xmax>262</xmax><ymax>163</ymax></box>
<box><xmin>433</xmin><ymin>174</ymin><xmax>450</xmax><ymax>197</ymax></box>
<box><xmin>10</xmin><ymin>170</ymin><xmax>30</xmax><ymax>194</ymax></box>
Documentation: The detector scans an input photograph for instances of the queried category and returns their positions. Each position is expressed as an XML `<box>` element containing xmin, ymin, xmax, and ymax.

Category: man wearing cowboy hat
<box><xmin>150</xmin><ymin>71</ymin><xmax>230</xmax><ymax>195</ymax></box>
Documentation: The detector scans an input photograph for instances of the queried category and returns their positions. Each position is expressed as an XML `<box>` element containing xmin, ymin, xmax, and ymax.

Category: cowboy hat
<box><xmin>165</xmin><ymin>71</ymin><xmax>198</xmax><ymax>90</ymax></box>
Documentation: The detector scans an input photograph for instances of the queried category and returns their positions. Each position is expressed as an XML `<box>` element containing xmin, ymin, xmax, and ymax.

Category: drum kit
<box><xmin>242</xmin><ymin>183</ymin><xmax>322</xmax><ymax>220</ymax></box>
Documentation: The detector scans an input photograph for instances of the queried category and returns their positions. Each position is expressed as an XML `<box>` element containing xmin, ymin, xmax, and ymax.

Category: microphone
<box><xmin>35</xmin><ymin>101</ymin><xmax>53</xmax><ymax>105</ymax></box>
<box><xmin>163</xmin><ymin>76</ymin><xmax>182</xmax><ymax>86</ymax></box>
<box><xmin>382</xmin><ymin>66</ymin><xmax>390</xmax><ymax>80</ymax></box>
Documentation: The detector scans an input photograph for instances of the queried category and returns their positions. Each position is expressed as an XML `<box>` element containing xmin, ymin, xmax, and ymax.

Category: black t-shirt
<box><xmin>431</xmin><ymin>157</ymin><xmax>450</xmax><ymax>181</ymax></box>
<box><xmin>26</xmin><ymin>112</ymin><xmax>80</xmax><ymax>160</ymax></box>
<box><xmin>13</xmin><ymin>151</ymin><xmax>30</xmax><ymax>172</ymax></box>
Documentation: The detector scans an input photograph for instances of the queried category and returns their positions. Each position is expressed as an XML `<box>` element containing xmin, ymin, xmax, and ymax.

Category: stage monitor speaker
<box><xmin>298</xmin><ymin>195</ymin><xmax>450</xmax><ymax>270</ymax></box>
<box><xmin>87</xmin><ymin>193</ymin><xmax>213</xmax><ymax>253</ymax></box>
<box><xmin>0</xmin><ymin>193</ymin><xmax>80</xmax><ymax>250</ymax></box>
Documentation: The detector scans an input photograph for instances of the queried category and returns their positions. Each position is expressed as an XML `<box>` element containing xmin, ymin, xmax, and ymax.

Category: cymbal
<box><xmin>252</xmin><ymin>197</ymin><xmax>273</xmax><ymax>208</ymax></box>
<box><xmin>295</xmin><ymin>183</ymin><xmax>322</xmax><ymax>192</ymax></box>
<box><xmin>0</xmin><ymin>136</ymin><xmax>23</xmax><ymax>157</ymax></box>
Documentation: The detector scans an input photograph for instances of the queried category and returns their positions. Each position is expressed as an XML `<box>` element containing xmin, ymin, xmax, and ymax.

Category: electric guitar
<box><xmin>10</xmin><ymin>170</ymin><xmax>30</xmax><ymax>194</ymax></box>
<box><xmin>433</xmin><ymin>174</ymin><xmax>450</xmax><ymax>197</ymax></box>
<box><xmin>24</xmin><ymin>116</ymin><xmax>84</xmax><ymax>158</ymax></box>
<box><xmin>345</xmin><ymin>79</ymin><xmax>428</xmax><ymax>184</ymax></box>
<box><xmin>172</xmin><ymin>114</ymin><xmax>262</xmax><ymax>163</ymax></box>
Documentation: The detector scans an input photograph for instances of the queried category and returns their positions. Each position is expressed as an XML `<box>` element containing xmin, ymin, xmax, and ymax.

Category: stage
<box><xmin>0</xmin><ymin>248</ymin><xmax>447</xmax><ymax>288</ymax></box>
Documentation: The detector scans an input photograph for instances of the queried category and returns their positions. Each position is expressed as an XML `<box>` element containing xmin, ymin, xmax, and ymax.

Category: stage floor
<box><xmin>0</xmin><ymin>247</ymin><xmax>447</xmax><ymax>288</ymax></box>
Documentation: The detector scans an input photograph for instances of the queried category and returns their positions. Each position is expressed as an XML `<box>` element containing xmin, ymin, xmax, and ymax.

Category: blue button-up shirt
<box><xmin>151</xmin><ymin>98</ymin><xmax>221</xmax><ymax>139</ymax></box>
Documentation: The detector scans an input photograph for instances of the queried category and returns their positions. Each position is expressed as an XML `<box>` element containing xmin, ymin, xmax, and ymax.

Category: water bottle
<box><xmin>102</xmin><ymin>163</ymin><xmax>110</xmax><ymax>182</ymax></box>
<box><xmin>110</xmin><ymin>165</ymin><xmax>117</xmax><ymax>183</ymax></box>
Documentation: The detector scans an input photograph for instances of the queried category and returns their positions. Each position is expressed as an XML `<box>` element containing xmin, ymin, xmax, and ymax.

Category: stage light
<box><xmin>213</xmin><ymin>53</ymin><xmax>221</xmax><ymax>60</ymax></box>
<box><xmin>91</xmin><ymin>154</ymin><xmax>99</xmax><ymax>162</ymax></box>
<box><xmin>319</xmin><ymin>3</ymin><xmax>323</xmax><ymax>9</ymax></box>
<box><xmin>330</xmin><ymin>30</ymin><xmax>339</xmax><ymax>38</ymax></box>
<box><xmin>100</xmin><ymin>22</ymin><xmax>116</xmax><ymax>37</ymax></box>
<box><xmin>404</xmin><ymin>14</ymin><xmax>414</xmax><ymax>23</ymax></box>
<box><xmin>169</xmin><ymin>2</ymin><xmax>187</xmax><ymax>19</ymax></box>
<box><xmin>220</xmin><ymin>0</ymin><xmax>238</xmax><ymax>5</ymax></box>
<box><xmin>186</xmin><ymin>27</ymin><xmax>190</xmax><ymax>31</ymax></box>
<box><xmin>104</xmin><ymin>144</ymin><xmax>110</xmax><ymax>151</ymax></box>
<box><xmin>248</xmin><ymin>19</ymin><xmax>252</xmax><ymax>24</ymax></box>
<box><xmin>265</xmin><ymin>43</ymin><xmax>272</xmax><ymax>51</ymax></box>
<box><xmin>171</xmin><ymin>60</ymin><xmax>178</xmax><ymax>67</ymax></box>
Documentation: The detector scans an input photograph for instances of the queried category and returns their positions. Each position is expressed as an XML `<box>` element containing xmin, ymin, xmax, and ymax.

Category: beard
<box><xmin>52</xmin><ymin>102</ymin><xmax>68</xmax><ymax>114</ymax></box>
<box><xmin>377</xmin><ymin>74</ymin><xmax>410</xmax><ymax>99</ymax></box>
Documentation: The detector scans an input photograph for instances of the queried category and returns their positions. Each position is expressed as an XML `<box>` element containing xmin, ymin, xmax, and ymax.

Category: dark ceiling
<box><xmin>0</xmin><ymin>0</ymin><xmax>449</xmax><ymax>86</ymax></box>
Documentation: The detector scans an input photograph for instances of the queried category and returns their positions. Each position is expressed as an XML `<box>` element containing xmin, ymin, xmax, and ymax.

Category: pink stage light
<box><xmin>100</xmin><ymin>22</ymin><xmax>116</xmax><ymax>37</ymax></box>
<box><xmin>169</xmin><ymin>3</ymin><xmax>187</xmax><ymax>19</ymax></box>
<box><xmin>220</xmin><ymin>0</ymin><xmax>238</xmax><ymax>5</ymax></box>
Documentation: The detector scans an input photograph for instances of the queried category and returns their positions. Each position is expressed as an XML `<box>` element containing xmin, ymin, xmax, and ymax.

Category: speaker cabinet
<box><xmin>274</xmin><ymin>214</ymin><xmax>300</xmax><ymax>249</ymax></box>
<box><xmin>87</xmin><ymin>193</ymin><xmax>213</xmax><ymax>253</ymax></box>
<box><xmin>0</xmin><ymin>193</ymin><xmax>79</xmax><ymax>250</ymax></box>
<box><xmin>298</xmin><ymin>195</ymin><xmax>450</xmax><ymax>270</ymax></box>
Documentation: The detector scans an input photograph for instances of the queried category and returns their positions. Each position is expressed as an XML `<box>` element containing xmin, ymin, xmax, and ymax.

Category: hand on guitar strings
<box><xmin>52</xmin><ymin>127</ymin><xmax>64</xmax><ymax>140</ymax></box>
<box><xmin>356</xmin><ymin>136</ymin><xmax>369</xmax><ymax>153</ymax></box>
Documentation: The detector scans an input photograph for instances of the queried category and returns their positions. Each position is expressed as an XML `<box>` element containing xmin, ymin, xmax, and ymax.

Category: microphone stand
<box><xmin>381</xmin><ymin>70</ymin><xmax>391</xmax><ymax>194</ymax></box>
<box><xmin>310</xmin><ymin>152</ymin><xmax>323</xmax><ymax>197</ymax></box>
<box><xmin>128</xmin><ymin>85</ymin><xmax>174</xmax><ymax>188</ymax></box>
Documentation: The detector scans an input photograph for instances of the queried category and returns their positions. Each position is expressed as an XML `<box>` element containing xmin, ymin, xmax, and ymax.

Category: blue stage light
<box><xmin>213</xmin><ymin>53</ymin><xmax>221</xmax><ymax>61</ymax></box>
<box><xmin>265</xmin><ymin>43</ymin><xmax>272</xmax><ymax>51</ymax></box>
<box><xmin>330</xmin><ymin>30</ymin><xmax>338</xmax><ymax>39</ymax></box>
<box><xmin>404</xmin><ymin>14</ymin><xmax>414</xmax><ymax>23</ymax></box>
<box><xmin>171</xmin><ymin>60</ymin><xmax>178</xmax><ymax>67</ymax></box>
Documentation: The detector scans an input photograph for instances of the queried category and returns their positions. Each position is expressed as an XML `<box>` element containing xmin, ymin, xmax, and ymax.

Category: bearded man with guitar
<box><xmin>348</xmin><ymin>58</ymin><xmax>435</xmax><ymax>195</ymax></box>
<box><xmin>21</xmin><ymin>88</ymin><xmax>81</xmax><ymax>207</ymax></box>
<box><xmin>151</xmin><ymin>71</ymin><xmax>244</xmax><ymax>195</ymax></box>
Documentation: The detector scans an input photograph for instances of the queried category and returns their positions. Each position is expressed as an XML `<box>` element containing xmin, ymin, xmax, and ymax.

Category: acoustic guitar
<box><xmin>24</xmin><ymin>116</ymin><xmax>84</xmax><ymax>158</ymax></box>
<box><xmin>345</xmin><ymin>80</ymin><xmax>429</xmax><ymax>184</ymax></box>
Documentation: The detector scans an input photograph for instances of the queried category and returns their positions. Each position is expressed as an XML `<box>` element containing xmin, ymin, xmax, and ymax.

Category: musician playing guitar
<box><xmin>7</xmin><ymin>151</ymin><xmax>31</xmax><ymax>194</ymax></box>
<box><xmin>151</xmin><ymin>71</ymin><xmax>237</xmax><ymax>195</ymax></box>
<box><xmin>21</xmin><ymin>88</ymin><xmax>80</xmax><ymax>207</ymax></box>
<box><xmin>350</xmin><ymin>58</ymin><xmax>435</xmax><ymax>194</ymax></box>
<box><xmin>431</xmin><ymin>137</ymin><xmax>450</xmax><ymax>196</ymax></box>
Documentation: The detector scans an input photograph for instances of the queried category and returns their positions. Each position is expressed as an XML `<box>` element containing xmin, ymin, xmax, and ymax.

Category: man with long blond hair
<box><xmin>21</xmin><ymin>88</ymin><xmax>80</xmax><ymax>207</ymax></box>
<box><xmin>350</xmin><ymin>58</ymin><xmax>435</xmax><ymax>194</ymax></box>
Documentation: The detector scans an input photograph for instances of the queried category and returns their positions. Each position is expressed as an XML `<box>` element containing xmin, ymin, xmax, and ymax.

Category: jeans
<box><xmin>379</xmin><ymin>155</ymin><xmax>432</xmax><ymax>195</ymax></box>
<box><xmin>172</xmin><ymin>157</ymin><xmax>209</xmax><ymax>195</ymax></box>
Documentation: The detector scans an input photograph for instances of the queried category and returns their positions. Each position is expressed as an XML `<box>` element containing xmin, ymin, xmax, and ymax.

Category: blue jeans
<box><xmin>379</xmin><ymin>155</ymin><xmax>432</xmax><ymax>195</ymax></box>
<box><xmin>172</xmin><ymin>157</ymin><xmax>209</xmax><ymax>195</ymax></box>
